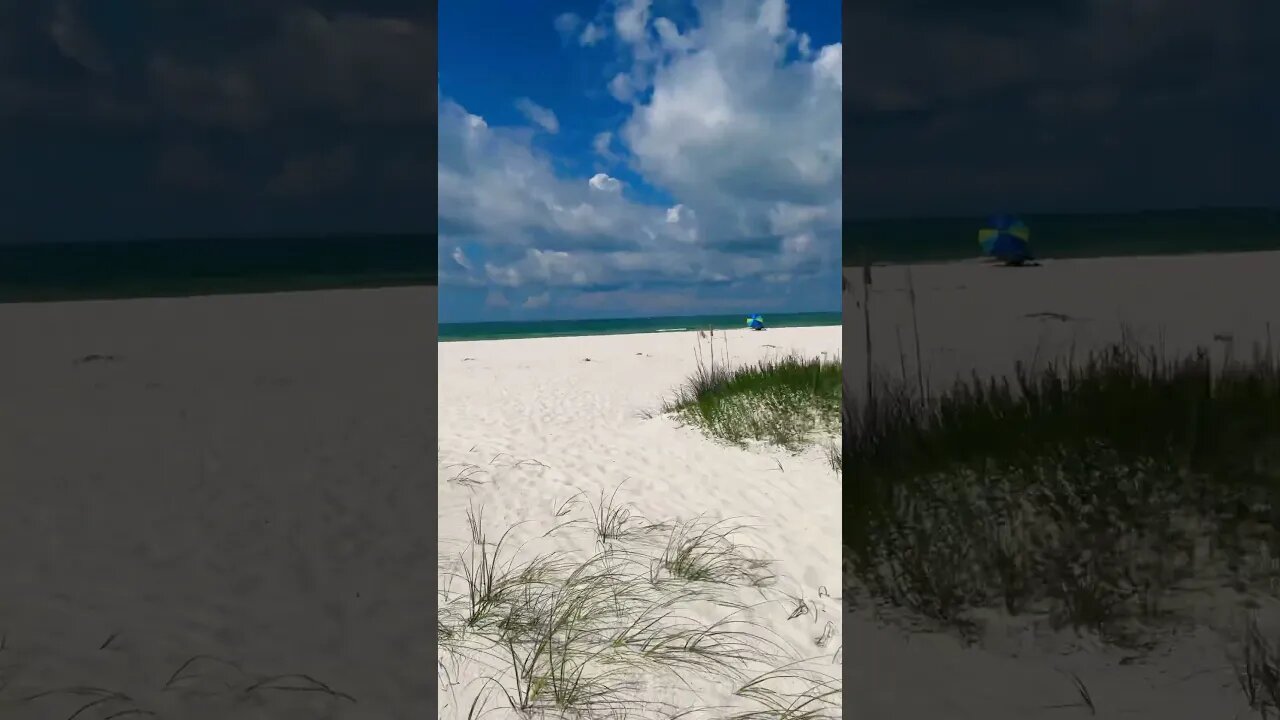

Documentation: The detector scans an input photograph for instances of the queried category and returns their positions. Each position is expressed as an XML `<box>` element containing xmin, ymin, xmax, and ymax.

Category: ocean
<box><xmin>4</xmin><ymin>209</ymin><xmax>1275</xmax><ymax>307</ymax></box>
<box><xmin>439</xmin><ymin>312</ymin><xmax>842</xmax><ymax>341</ymax></box>
<box><xmin>844</xmin><ymin>208</ymin><xmax>1280</xmax><ymax>264</ymax></box>
<box><xmin>0</xmin><ymin>233</ymin><xmax>435</xmax><ymax>303</ymax></box>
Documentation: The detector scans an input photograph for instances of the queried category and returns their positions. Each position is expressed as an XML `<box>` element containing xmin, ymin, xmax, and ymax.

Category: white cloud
<box><xmin>554</xmin><ymin>12</ymin><xmax>582</xmax><ymax>41</ymax></box>
<box><xmin>523</xmin><ymin>292</ymin><xmax>551</xmax><ymax>309</ymax></box>
<box><xmin>607</xmin><ymin>72</ymin><xmax>636</xmax><ymax>102</ymax></box>
<box><xmin>592</xmin><ymin>131</ymin><xmax>616</xmax><ymax>160</ymax></box>
<box><xmin>664</xmin><ymin>203</ymin><xmax>698</xmax><ymax>243</ymax></box>
<box><xmin>557</xmin><ymin>13</ymin><xmax>608</xmax><ymax>47</ymax></box>
<box><xmin>782</xmin><ymin>232</ymin><xmax>813</xmax><ymax>254</ymax></box>
<box><xmin>580</xmin><ymin>22</ymin><xmax>608</xmax><ymax>46</ymax></box>
<box><xmin>588</xmin><ymin>173</ymin><xmax>622</xmax><ymax>192</ymax></box>
<box><xmin>813</xmin><ymin>43</ymin><xmax>841</xmax><ymax>89</ymax></box>
<box><xmin>768</xmin><ymin>201</ymin><xmax>836</xmax><ymax>236</ymax></box>
<box><xmin>514</xmin><ymin>97</ymin><xmax>560</xmax><ymax>133</ymax></box>
<box><xmin>653</xmin><ymin>17</ymin><xmax>694</xmax><ymax>52</ymax></box>
<box><xmin>452</xmin><ymin>245</ymin><xmax>473</xmax><ymax>270</ymax></box>
<box><xmin>619</xmin><ymin>1</ymin><xmax>841</xmax><ymax>209</ymax></box>
<box><xmin>614</xmin><ymin>0</ymin><xmax>652</xmax><ymax>45</ymax></box>
<box><xmin>756</xmin><ymin>0</ymin><xmax>788</xmax><ymax>37</ymax></box>
<box><xmin>438</xmin><ymin>0</ymin><xmax>839</xmax><ymax>306</ymax></box>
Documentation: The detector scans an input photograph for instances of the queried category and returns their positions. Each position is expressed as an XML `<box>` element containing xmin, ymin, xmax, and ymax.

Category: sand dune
<box><xmin>0</xmin><ymin>287</ymin><xmax>433</xmax><ymax>720</ymax></box>
<box><xmin>844</xmin><ymin>251</ymin><xmax>1280</xmax><ymax>719</ymax></box>
<box><xmin>437</xmin><ymin>326</ymin><xmax>842</xmax><ymax>718</ymax></box>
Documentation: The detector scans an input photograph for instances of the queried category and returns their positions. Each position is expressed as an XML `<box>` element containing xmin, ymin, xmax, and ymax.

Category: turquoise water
<box><xmin>0</xmin><ymin>234</ymin><xmax>435</xmax><ymax>303</ymax></box>
<box><xmin>439</xmin><ymin>311</ymin><xmax>842</xmax><ymax>341</ymax></box>
<box><xmin>844</xmin><ymin>208</ymin><xmax>1280</xmax><ymax>265</ymax></box>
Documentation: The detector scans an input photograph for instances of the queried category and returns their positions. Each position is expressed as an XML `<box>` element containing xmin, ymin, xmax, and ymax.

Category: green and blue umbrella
<box><xmin>746</xmin><ymin>314</ymin><xmax>764</xmax><ymax>330</ymax></box>
<box><xmin>977</xmin><ymin>215</ymin><xmax>1032</xmax><ymax>263</ymax></box>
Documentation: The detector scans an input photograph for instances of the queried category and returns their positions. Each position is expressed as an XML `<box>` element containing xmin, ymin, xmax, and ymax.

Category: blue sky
<box><xmin>438</xmin><ymin>0</ymin><xmax>842</xmax><ymax>323</ymax></box>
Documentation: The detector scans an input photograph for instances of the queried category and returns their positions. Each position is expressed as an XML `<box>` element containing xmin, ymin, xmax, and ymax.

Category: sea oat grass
<box><xmin>440</xmin><ymin>494</ymin><xmax>837</xmax><ymax>719</ymax></box>
<box><xmin>1235</xmin><ymin>616</ymin><xmax>1280</xmax><ymax>718</ymax></box>
<box><xmin>663</xmin><ymin>334</ymin><xmax>841</xmax><ymax>451</ymax></box>
<box><xmin>845</xmin><ymin>335</ymin><xmax>1280</xmax><ymax>640</ymax></box>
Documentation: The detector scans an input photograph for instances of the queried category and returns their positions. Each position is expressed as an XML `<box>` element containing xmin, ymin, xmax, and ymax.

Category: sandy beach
<box><xmin>0</xmin><ymin>287</ymin><xmax>434</xmax><ymax>720</ymax></box>
<box><xmin>437</xmin><ymin>326</ymin><xmax>843</xmax><ymax>718</ymax></box>
<box><xmin>844</xmin><ymin>250</ymin><xmax>1280</xmax><ymax>719</ymax></box>
<box><xmin>843</xmin><ymin>250</ymin><xmax>1280</xmax><ymax>396</ymax></box>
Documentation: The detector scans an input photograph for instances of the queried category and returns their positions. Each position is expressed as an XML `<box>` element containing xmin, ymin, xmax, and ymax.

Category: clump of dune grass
<box><xmin>438</xmin><ymin>495</ymin><xmax>838</xmax><ymax>719</ymax></box>
<box><xmin>544</xmin><ymin>481</ymin><xmax>668</xmax><ymax>550</ymax></box>
<box><xmin>4</xmin><ymin>653</ymin><xmax>356</xmax><ymax>719</ymax></box>
<box><xmin>723</xmin><ymin>663</ymin><xmax>841</xmax><ymax>720</ymax></box>
<box><xmin>1234</xmin><ymin>616</ymin><xmax>1280</xmax><ymax>718</ymax></box>
<box><xmin>453</xmin><ymin>503</ymin><xmax>567</xmax><ymax>635</ymax></box>
<box><xmin>660</xmin><ymin>516</ymin><xmax>774</xmax><ymax>589</ymax></box>
<box><xmin>845</xmin><ymin>336</ymin><xmax>1280</xmax><ymax>642</ymax></box>
<box><xmin>662</xmin><ymin>333</ymin><xmax>841</xmax><ymax>451</ymax></box>
<box><xmin>847</xmin><ymin>338</ymin><xmax>1280</xmax><ymax>487</ymax></box>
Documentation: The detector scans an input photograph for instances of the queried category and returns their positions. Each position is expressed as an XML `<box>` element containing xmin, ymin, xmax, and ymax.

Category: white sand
<box><xmin>844</xmin><ymin>251</ymin><xmax>1280</xmax><ymax>719</ymax></box>
<box><xmin>844</xmin><ymin>251</ymin><xmax>1280</xmax><ymax>397</ymax></box>
<box><xmin>437</xmin><ymin>326</ymin><xmax>843</xmax><ymax>718</ymax></box>
<box><xmin>0</xmin><ymin>287</ymin><xmax>433</xmax><ymax>720</ymax></box>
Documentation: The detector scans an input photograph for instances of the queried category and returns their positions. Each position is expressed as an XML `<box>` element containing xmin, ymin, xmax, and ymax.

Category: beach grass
<box><xmin>662</xmin><ymin>331</ymin><xmax>841</xmax><ymax>451</ymax></box>
<box><xmin>845</xmin><ymin>335</ymin><xmax>1280</xmax><ymax>641</ymax></box>
<box><xmin>439</xmin><ymin>492</ymin><xmax>840</xmax><ymax>719</ymax></box>
<box><xmin>1</xmin><ymin>654</ymin><xmax>357</xmax><ymax>718</ymax></box>
<box><xmin>1235</xmin><ymin>616</ymin><xmax>1280</xmax><ymax>718</ymax></box>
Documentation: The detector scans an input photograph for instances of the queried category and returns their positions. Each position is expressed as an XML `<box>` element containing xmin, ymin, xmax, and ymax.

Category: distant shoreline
<box><xmin>845</xmin><ymin>246</ymin><xmax>1280</xmax><ymax>269</ymax></box>
<box><xmin>0</xmin><ymin>233</ymin><xmax>437</xmax><ymax>304</ymax></box>
<box><xmin>439</xmin><ymin>311</ymin><xmax>842</xmax><ymax>342</ymax></box>
<box><xmin>439</xmin><ymin>322</ymin><xmax>842</xmax><ymax>343</ymax></box>
<box><xmin>0</xmin><ymin>277</ymin><xmax>433</xmax><ymax>305</ymax></box>
<box><xmin>843</xmin><ymin>207</ymin><xmax>1280</xmax><ymax>265</ymax></box>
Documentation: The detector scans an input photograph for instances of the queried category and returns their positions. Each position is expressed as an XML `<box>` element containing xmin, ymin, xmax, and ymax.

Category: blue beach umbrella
<box><xmin>746</xmin><ymin>314</ymin><xmax>765</xmax><ymax>330</ymax></box>
<box><xmin>977</xmin><ymin>215</ymin><xmax>1033</xmax><ymax>264</ymax></box>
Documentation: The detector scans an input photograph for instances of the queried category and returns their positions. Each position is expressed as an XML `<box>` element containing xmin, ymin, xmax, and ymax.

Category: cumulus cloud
<box><xmin>592</xmin><ymin>131</ymin><xmax>617</xmax><ymax>161</ymax></box>
<box><xmin>618</xmin><ymin>1</ymin><xmax>841</xmax><ymax>221</ymax></box>
<box><xmin>555</xmin><ymin>9</ymin><xmax>608</xmax><ymax>46</ymax></box>
<box><xmin>845</xmin><ymin>0</ymin><xmax>1280</xmax><ymax>215</ymax></box>
<box><xmin>613</xmin><ymin>0</ymin><xmax>653</xmax><ymax>45</ymax></box>
<box><xmin>580</xmin><ymin>22</ymin><xmax>608</xmax><ymax>46</ymax></box>
<box><xmin>142</xmin><ymin>9</ymin><xmax>435</xmax><ymax>130</ymax></box>
<box><xmin>553</xmin><ymin>11</ymin><xmax>582</xmax><ymax>40</ymax></box>
<box><xmin>514</xmin><ymin>97</ymin><xmax>560</xmax><ymax>133</ymax></box>
<box><xmin>653</xmin><ymin>17</ymin><xmax>694</xmax><ymax>52</ymax></box>
<box><xmin>588</xmin><ymin>173</ymin><xmax>622</xmax><ymax>192</ymax></box>
<box><xmin>439</xmin><ymin>0</ymin><xmax>841</xmax><ymax>313</ymax></box>
<box><xmin>607</xmin><ymin>73</ymin><xmax>636</xmax><ymax>102</ymax></box>
<box><xmin>452</xmin><ymin>246</ymin><xmax>473</xmax><ymax>270</ymax></box>
<box><xmin>523</xmin><ymin>292</ymin><xmax>551</xmax><ymax>309</ymax></box>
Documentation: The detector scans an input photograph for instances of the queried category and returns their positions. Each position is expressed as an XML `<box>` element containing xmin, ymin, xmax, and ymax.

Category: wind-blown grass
<box><xmin>662</xmin><ymin>332</ymin><xmax>841</xmax><ymax>451</ymax></box>
<box><xmin>661</xmin><ymin>516</ymin><xmax>774</xmax><ymax>588</ymax></box>
<box><xmin>1234</xmin><ymin>616</ymin><xmax>1280</xmax><ymax>718</ymax></box>
<box><xmin>439</xmin><ymin>489</ymin><xmax>840</xmax><ymax>719</ymax></box>
<box><xmin>727</xmin><ymin>663</ymin><xmax>842</xmax><ymax>720</ymax></box>
<box><xmin>846</xmin><ymin>339</ymin><xmax>1280</xmax><ymax>485</ymax></box>
<box><xmin>4</xmin><ymin>654</ymin><xmax>356</xmax><ymax>719</ymax></box>
<box><xmin>845</xmin><ymin>335</ymin><xmax>1280</xmax><ymax>642</ymax></box>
